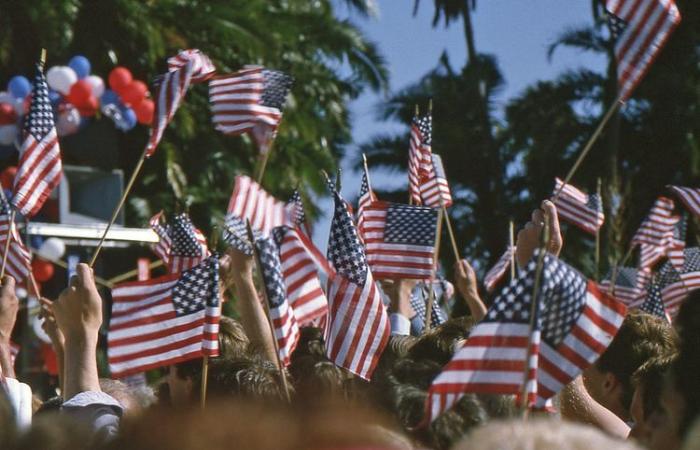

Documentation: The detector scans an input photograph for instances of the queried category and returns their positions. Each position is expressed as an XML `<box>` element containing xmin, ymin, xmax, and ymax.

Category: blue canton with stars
<box><xmin>24</xmin><ymin>62</ymin><xmax>55</xmax><ymax>141</ymax></box>
<box><xmin>255</xmin><ymin>236</ymin><xmax>287</xmax><ymax>308</ymax></box>
<box><xmin>326</xmin><ymin>178</ymin><xmax>367</xmax><ymax>285</ymax></box>
<box><xmin>418</xmin><ymin>114</ymin><xmax>432</xmax><ymax>147</ymax></box>
<box><xmin>288</xmin><ymin>190</ymin><xmax>305</xmax><ymax>227</ymax></box>
<box><xmin>261</xmin><ymin>69</ymin><xmax>293</xmax><ymax>110</ymax></box>
<box><xmin>641</xmin><ymin>281</ymin><xmax>668</xmax><ymax>320</ymax></box>
<box><xmin>587</xmin><ymin>193</ymin><xmax>603</xmax><ymax>215</ymax></box>
<box><xmin>384</xmin><ymin>203</ymin><xmax>437</xmax><ymax>246</ymax></box>
<box><xmin>169</xmin><ymin>214</ymin><xmax>204</xmax><ymax>257</ymax></box>
<box><xmin>172</xmin><ymin>255</ymin><xmax>220</xmax><ymax>316</ymax></box>
<box><xmin>603</xmin><ymin>267</ymin><xmax>638</xmax><ymax>289</ymax></box>
<box><xmin>605</xmin><ymin>9</ymin><xmax>628</xmax><ymax>41</ymax></box>
<box><xmin>223</xmin><ymin>215</ymin><xmax>257</xmax><ymax>256</ymax></box>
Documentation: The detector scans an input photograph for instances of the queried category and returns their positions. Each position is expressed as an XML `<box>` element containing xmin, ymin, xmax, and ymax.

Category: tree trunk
<box><xmin>461</xmin><ymin>2</ymin><xmax>477</xmax><ymax>63</ymax></box>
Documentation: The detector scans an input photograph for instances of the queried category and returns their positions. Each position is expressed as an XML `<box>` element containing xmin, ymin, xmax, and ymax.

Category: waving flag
<box><xmin>408</xmin><ymin>114</ymin><xmax>432</xmax><ymax>204</ymax></box>
<box><xmin>410</xmin><ymin>283</ymin><xmax>448</xmax><ymax>331</ymax></box>
<box><xmin>255</xmin><ymin>236</ymin><xmax>300</xmax><ymax>366</ymax></box>
<box><xmin>107</xmin><ymin>256</ymin><xmax>221</xmax><ymax>378</ymax></box>
<box><xmin>149</xmin><ymin>212</ymin><xmax>209</xmax><ymax>274</ymax></box>
<box><xmin>325</xmin><ymin>179</ymin><xmax>389</xmax><ymax>380</ymax></box>
<box><xmin>552</xmin><ymin>178</ymin><xmax>604</xmax><ymax>235</ymax></box>
<box><xmin>639</xmin><ymin>279</ymin><xmax>670</xmax><ymax>322</ymax></box>
<box><xmin>599</xmin><ymin>267</ymin><xmax>650</xmax><ymax>305</ymax></box>
<box><xmin>12</xmin><ymin>60</ymin><xmax>62</xmax><ymax>217</ymax></box>
<box><xmin>632</xmin><ymin>197</ymin><xmax>685</xmax><ymax>269</ymax></box>
<box><xmin>483</xmin><ymin>247</ymin><xmax>515</xmax><ymax>293</ymax></box>
<box><xmin>209</xmin><ymin>66</ymin><xmax>293</xmax><ymax>152</ymax></box>
<box><xmin>146</xmin><ymin>49</ymin><xmax>215</xmax><ymax>156</ymax></box>
<box><xmin>287</xmin><ymin>190</ymin><xmax>306</xmax><ymax>228</ymax></box>
<box><xmin>361</xmin><ymin>201</ymin><xmax>438</xmax><ymax>280</ymax></box>
<box><xmin>604</xmin><ymin>0</ymin><xmax>681</xmax><ymax>101</ymax></box>
<box><xmin>424</xmin><ymin>253</ymin><xmax>626</xmax><ymax>422</ymax></box>
<box><xmin>655</xmin><ymin>247</ymin><xmax>700</xmax><ymax>316</ymax></box>
<box><xmin>668</xmin><ymin>186</ymin><xmax>700</xmax><ymax>218</ymax></box>
<box><xmin>0</xmin><ymin>199</ymin><xmax>31</xmax><ymax>283</ymax></box>
<box><xmin>357</xmin><ymin>165</ymin><xmax>376</xmax><ymax>240</ymax></box>
<box><xmin>273</xmin><ymin>226</ymin><xmax>329</xmax><ymax>326</ymax></box>
<box><xmin>420</xmin><ymin>154</ymin><xmax>453</xmax><ymax>208</ymax></box>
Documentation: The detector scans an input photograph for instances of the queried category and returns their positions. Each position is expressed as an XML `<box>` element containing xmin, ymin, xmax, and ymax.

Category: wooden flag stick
<box><xmin>424</xmin><ymin>210</ymin><xmax>444</xmax><ymax>333</ymax></box>
<box><xmin>594</xmin><ymin>178</ymin><xmax>602</xmax><ymax>282</ymax></box>
<box><xmin>200</xmin><ymin>355</ymin><xmax>209</xmax><ymax>409</ymax></box>
<box><xmin>519</xmin><ymin>219</ymin><xmax>550</xmax><ymax>417</ymax></box>
<box><xmin>362</xmin><ymin>153</ymin><xmax>373</xmax><ymax>193</ymax></box>
<box><xmin>255</xmin><ymin>141</ymin><xmax>275</xmax><ymax>183</ymax></box>
<box><xmin>552</xmin><ymin>99</ymin><xmax>623</xmax><ymax>201</ymax></box>
<box><xmin>509</xmin><ymin>220</ymin><xmax>516</xmax><ymax>281</ymax></box>
<box><xmin>245</xmin><ymin>221</ymin><xmax>291</xmax><ymax>402</ymax></box>
<box><xmin>0</xmin><ymin>211</ymin><xmax>17</xmax><ymax>278</ymax></box>
<box><xmin>442</xmin><ymin>207</ymin><xmax>462</xmax><ymax>272</ymax></box>
<box><xmin>89</xmin><ymin>147</ymin><xmax>150</xmax><ymax>267</ymax></box>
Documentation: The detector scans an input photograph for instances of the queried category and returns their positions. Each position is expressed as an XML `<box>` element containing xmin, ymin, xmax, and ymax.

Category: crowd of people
<box><xmin>0</xmin><ymin>200</ymin><xmax>699</xmax><ymax>450</ymax></box>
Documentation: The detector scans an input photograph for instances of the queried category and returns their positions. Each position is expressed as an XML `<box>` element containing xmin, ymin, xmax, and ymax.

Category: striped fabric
<box><xmin>668</xmin><ymin>186</ymin><xmax>700</xmax><ymax>219</ymax></box>
<box><xmin>552</xmin><ymin>178</ymin><xmax>604</xmax><ymax>235</ymax></box>
<box><xmin>226</xmin><ymin>175</ymin><xmax>293</xmax><ymax>236</ymax></box>
<box><xmin>420</xmin><ymin>154</ymin><xmax>453</xmax><ymax>208</ymax></box>
<box><xmin>483</xmin><ymin>247</ymin><xmax>515</xmax><ymax>293</ymax></box>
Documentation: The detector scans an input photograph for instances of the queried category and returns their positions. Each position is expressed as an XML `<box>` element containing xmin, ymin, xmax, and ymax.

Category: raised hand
<box><xmin>515</xmin><ymin>200</ymin><xmax>563</xmax><ymax>268</ymax></box>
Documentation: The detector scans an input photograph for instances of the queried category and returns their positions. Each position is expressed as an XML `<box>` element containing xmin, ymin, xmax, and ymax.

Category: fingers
<box><xmin>1</xmin><ymin>275</ymin><xmax>15</xmax><ymax>295</ymax></box>
<box><xmin>75</xmin><ymin>264</ymin><xmax>95</xmax><ymax>289</ymax></box>
<box><xmin>541</xmin><ymin>200</ymin><xmax>561</xmax><ymax>236</ymax></box>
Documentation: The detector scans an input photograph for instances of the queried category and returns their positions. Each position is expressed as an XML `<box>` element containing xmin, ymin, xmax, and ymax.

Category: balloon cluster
<box><xmin>0</xmin><ymin>55</ymin><xmax>154</xmax><ymax>148</ymax></box>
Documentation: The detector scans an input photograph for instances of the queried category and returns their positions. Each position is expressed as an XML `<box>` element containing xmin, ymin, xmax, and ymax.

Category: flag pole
<box><xmin>200</xmin><ymin>355</ymin><xmax>209</xmax><ymax>409</ymax></box>
<box><xmin>255</xmin><ymin>140</ymin><xmax>275</xmax><ymax>184</ymax></box>
<box><xmin>409</xmin><ymin>105</ymin><xmax>420</xmax><ymax>206</ymax></box>
<box><xmin>552</xmin><ymin>99</ymin><xmax>623</xmax><ymax>201</ymax></box>
<box><xmin>0</xmin><ymin>211</ymin><xmax>16</xmax><ymax>279</ymax></box>
<box><xmin>595</xmin><ymin>178</ymin><xmax>602</xmax><ymax>282</ymax></box>
<box><xmin>519</xmin><ymin>219</ymin><xmax>549</xmax><ymax>417</ymax></box>
<box><xmin>89</xmin><ymin>146</ymin><xmax>150</xmax><ymax>267</ymax></box>
<box><xmin>362</xmin><ymin>153</ymin><xmax>373</xmax><ymax>193</ymax></box>
<box><xmin>509</xmin><ymin>220</ymin><xmax>516</xmax><ymax>281</ymax></box>
<box><xmin>245</xmin><ymin>221</ymin><xmax>291</xmax><ymax>402</ymax></box>
<box><xmin>424</xmin><ymin>210</ymin><xmax>443</xmax><ymax>333</ymax></box>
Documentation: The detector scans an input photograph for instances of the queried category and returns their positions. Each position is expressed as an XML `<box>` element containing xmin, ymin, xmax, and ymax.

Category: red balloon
<box><xmin>0</xmin><ymin>166</ymin><xmax>17</xmax><ymax>189</ymax></box>
<box><xmin>32</xmin><ymin>259</ymin><xmax>54</xmax><ymax>283</ymax></box>
<box><xmin>0</xmin><ymin>103</ymin><xmax>17</xmax><ymax>125</ymax></box>
<box><xmin>134</xmin><ymin>98</ymin><xmax>154</xmax><ymax>124</ymax></box>
<box><xmin>120</xmin><ymin>80</ymin><xmax>148</xmax><ymax>107</ymax></box>
<box><xmin>108</xmin><ymin>67</ymin><xmax>133</xmax><ymax>93</ymax></box>
<box><xmin>67</xmin><ymin>80</ymin><xmax>93</xmax><ymax>106</ymax></box>
<box><xmin>77</xmin><ymin>96</ymin><xmax>99</xmax><ymax>117</ymax></box>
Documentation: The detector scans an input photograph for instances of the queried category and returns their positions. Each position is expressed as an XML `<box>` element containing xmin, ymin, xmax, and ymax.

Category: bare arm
<box><xmin>454</xmin><ymin>260</ymin><xmax>487</xmax><ymax>321</ymax></box>
<box><xmin>40</xmin><ymin>297</ymin><xmax>65</xmax><ymax>394</ymax></box>
<box><xmin>560</xmin><ymin>376</ymin><xmax>630</xmax><ymax>439</ymax></box>
<box><xmin>0</xmin><ymin>276</ymin><xmax>18</xmax><ymax>378</ymax></box>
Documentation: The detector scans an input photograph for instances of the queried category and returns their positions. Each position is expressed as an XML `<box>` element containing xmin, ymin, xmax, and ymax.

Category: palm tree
<box><xmin>413</xmin><ymin>0</ymin><xmax>478</xmax><ymax>63</ymax></box>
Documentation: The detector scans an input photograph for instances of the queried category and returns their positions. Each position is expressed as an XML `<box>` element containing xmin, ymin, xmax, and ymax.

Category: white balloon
<box><xmin>46</xmin><ymin>66</ymin><xmax>77</xmax><ymax>95</ymax></box>
<box><xmin>56</xmin><ymin>106</ymin><xmax>81</xmax><ymax>136</ymax></box>
<box><xmin>86</xmin><ymin>75</ymin><xmax>105</xmax><ymax>98</ymax></box>
<box><xmin>0</xmin><ymin>124</ymin><xmax>17</xmax><ymax>145</ymax></box>
<box><xmin>0</xmin><ymin>92</ymin><xmax>14</xmax><ymax>105</ymax></box>
<box><xmin>13</xmin><ymin>97</ymin><xmax>24</xmax><ymax>116</ymax></box>
<box><xmin>15</xmin><ymin>287</ymin><xmax>27</xmax><ymax>299</ymax></box>
<box><xmin>33</xmin><ymin>315</ymin><xmax>51</xmax><ymax>344</ymax></box>
<box><xmin>38</xmin><ymin>238</ymin><xmax>66</xmax><ymax>261</ymax></box>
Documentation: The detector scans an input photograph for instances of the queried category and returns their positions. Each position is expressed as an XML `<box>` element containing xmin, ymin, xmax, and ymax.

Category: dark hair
<box><xmin>409</xmin><ymin>316</ymin><xmax>475</xmax><ymax>366</ymax></box>
<box><xmin>632</xmin><ymin>355</ymin><xmax>676</xmax><ymax>420</ymax></box>
<box><xmin>288</xmin><ymin>354</ymin><xmax>347</xmax><ymax>400</ymax></box>
<box><xmin>671</xmin><ymin>291</ymin><xmax>700</xmax><ymax>435</ymax></box>
<box><xmin>218</xmin><ymin>316</ymin><xmax>250</xmax><ymax>359</ymax></box>
<box><xmin>595</xmin><ymin>310</ymin><xmax>677</xmax><ymax>410</ymax></box>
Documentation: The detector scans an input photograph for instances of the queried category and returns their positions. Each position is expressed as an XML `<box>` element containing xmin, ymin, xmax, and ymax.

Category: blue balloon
<box><xmin>30</xmin><ymin>235</ymin><xmax>45</xmax><ymax>250</ymax></box>
<box><xmin>121</xmin><ymin>106</ymin><xmax>137</xmax><ymax>130</ymax></box>
<box><xmin>8</xmin><ymin>76</ymin><xmax>31</xmax><ymax>99</ymax></box>
<box><xmin>68</xmin><ymin>55</ymin><xmax>91</xmax><ymax>79</ymax></box>
<box><xmin>101</xmin><ymin>89</ymin><xmax>119</xmax><ymax>106</ymax></box>
<box><xmin>49</xmin><ymin>90</ymin><xmax>62</xmax><ymax>106</ymax></box>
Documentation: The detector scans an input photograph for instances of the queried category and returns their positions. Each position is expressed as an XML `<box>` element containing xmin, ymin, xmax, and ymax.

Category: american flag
<box><xmin>357</xmin><ymin>165</ymin><xmax>376</xmax><ymax>240</ymax></box>
<box><xmin>410</xmin><ymin>283</ymin><xmax>448</xmax><ymax>331</ymax></box>
<box><xmin>599</xmin><ymin>266</ymin><xmax>650</xmax><ymax>305</ymax></box>
<box><xmin>423</xmin><ymin>253</ymin><xmax>626</xmax><ymax>422</ymax></box>
<box><xmin>361</xmin><ymin>201</ymin><xmax>438</xmax><ymax>280</ymax></box>
<box><xmin>273</xmin><ymin>226</ymin><xmax>329</xmax><ymax>326</ymax></box>
<box><xmin>255</xmin><ymin>235</ymin><xmax>300</xmax><ymax>366</ymax></box>
<box><xmin>149</xmin><ymin>212</ymin><xmax>210</xmax><ymax>274</ymax></box>
<box><xmin>209</xmin><ymin>66</ymin><xmax>293</xmax><ymax>152</ymax></box>
<box><xmin>146</xmin><ymin>49</ymin><xmax>215</xmax><ymax>157</ymax></box>
<box><xmin>632</xmin><ymin>197</ymin><xmax>685</xmax><ymax>269</ymax></box>
<box><xmin>325</xmin><ymin>179</ymin><xmax>390</xmax><ymax>380</ymax></box>
<box><xmin>668</xmin><ymin>186</ymin><xmax>700</xmax><ymax>219</ymax></box>
<box><xmin>107</xmin><ymin>255</ymin><xmax>221</xmax><ymax>378</ymax></box>
<box><xmin>483</xmin><ymin>247</ymin><xmax>515</xmax><ymax>293</ymax></box>
<box><xmin>420</xmin><ymin>154</ymin><xmax>453</xmax><ymax>208</ymax></box>
<box><xmin>552</xmin><ymin>178</ymin><xmax>604</xmax><ymax>235</ymax></box>
<box><xmin>0</xmin><ymin>199</ymin><xmax>31</xmax><ymax>283</ymax></box>
<box><xmin>639</xmin><ymin>277</ymin><xmax>670</xmax><ymax>322</ymax></box>
<box><xmin>12</xmin><ymin>61</ymin><xmax>62</xmax><ymax>217</ymax></box>
<box><xmin>287</xmin><ymin>190</ymin><xmax>306</xmax><ymax>228</ymax></box>
<box><xmin>605</xmin><ymin>0</ymin><xmax>681</xmax><ymax>101</ymax></box>
<box><xmin>408</xmin><ymin>114</ymin><xmax>432</xmax><ymax>205</ymax></box>
<box><xmin>656</xmin><ymin>247</ymin><xmax>700</xmax><ymax>316</ymax></box>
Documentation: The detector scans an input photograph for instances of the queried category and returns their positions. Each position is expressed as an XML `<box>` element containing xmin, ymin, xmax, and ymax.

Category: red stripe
<box><xmin>109</xmin><ymin>317</ymin><xmax>204</xmax><ymax>347</ymax></box>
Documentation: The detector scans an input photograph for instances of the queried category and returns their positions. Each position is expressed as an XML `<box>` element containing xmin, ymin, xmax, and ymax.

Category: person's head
<box><xmin>99</xmin><ymin>378</ymin><xmax>155</xmax><ymax>418</ymax></box>
<box><xmin>629</xmin><ymin>355</ymin><xmax>676</xmax><ymax>447</ymax></box>
<box><xmin>217</xmin><ymin>316</ymin><xmax>250</xmax><ymax>359</ymax></box>
<box><xmin>423</xmin><ymin>394</ymin><xmax>489</xmax><ymax>450</ymax></box>
<box><xmin>14</xmin><ymin>414</ymin><xmax>93</xmax><ymax>450</ymax></box>
<box><xmin>583</xmin><ymin>310</ymin><xmax>677</xmax><ymax>420</ymax></box>
<box><xmin>409</xmin><ymin>316</ymin><xmax>475</xmax><ymax>366</ymax></box>
<box><xmin>288</xmin><ymin>354</ymin><xmax>348</xmax><ymax>401</ymax></box>
<box><xmin>166</xmin><ymin>358</ymin><xmax>201</xmax><ymax>408</ymax></box>
<box><xmin>452</xmin><ymin>418</ymin><xmax>643</xmax><ymax>450</ymax></box>
<box><xmin>200</xmin><ymin>356</ymin><xmax>291</xmax><ymax>403</ymax></box>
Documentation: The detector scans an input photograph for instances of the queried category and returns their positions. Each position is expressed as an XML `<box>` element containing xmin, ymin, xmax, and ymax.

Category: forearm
<box><xmin>233</xmin><ymin>274</ymin><xmax>277</xmax><ymax>366</ymax></box>
<box><xmin>62</xmin><ymin>335</ymin><xmax>101</xmax><ymax>400</ymax></box>
<box><xmin>54</xmin><ymin>344</ymin><xmax>65</xmax><ymax>395</ymax></box>
<box><xmin>0</xmin><ymin>339</ymin><xmax>16</xmax><ymax>378</ymax></box>
<box><xmin>560</xmin><ymin>376</ymin><xmax>630</xmax><ymax>438</ymax></box>
<box><xmin>462</xmin><ymin>290</ymin><xmax>487</xmax><ymax>321</ymax></box>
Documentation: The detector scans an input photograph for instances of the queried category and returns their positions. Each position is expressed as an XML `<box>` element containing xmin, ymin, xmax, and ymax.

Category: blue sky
<box><xmin>314</xmin><ymin>0</ymin><xmax>607</xmax><ymax>249</ymax></box>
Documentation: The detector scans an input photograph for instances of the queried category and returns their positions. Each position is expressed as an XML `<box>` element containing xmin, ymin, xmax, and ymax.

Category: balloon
<box><xmin>0</xmin><ymin>92</ymin><xmax>14</xmax><ymax>105</ymax></box>
<box><xmin>121</xmin><ymin>106</ymin><xmax>137</xmax><ymax>130</ymax></box>
<box><xmin>8</xmin><ymin>76</ymin><xmax>31</xmax><ymax>99</ymax></box>
<box><xmin>0</xmin><ymin>125</ymin><xmax>16</xmax><ymax>145</ymax></box>
<box><xmin>134</xmin><ymin>98</ymin><xmax>154</xmax><ymax>124</ymax></box>
<box><xmin>77</xmin><ymin>96</ymin><xmax>98</xmax><ymax>117</ymax></box>
<box><xmin>32</xmin><ymin>259</ymin><xmax>54</xmax><ymax>283</ymax></box>
<box><xmin>120</xmin><ymin>80</ymin><xmax>147</xmax><ymax>106</ymax></box>
<box><xmin>67</xmin><ymin>79</ymin><xmax>93</xmax><ymax>105</ymax></box>
<box><xmin>0</xmin><ymin>103</ymin><xmax>17</xmax><ymax>125</ymax></box>
<box><xmin>108</xmin><ymin>67</ymin><xmax>133</xmax><ymax>93</ymax></box>
<box><xmin>0</xmin><ymin>166</ymin><xmax>16</xmax><ymax>189</ymax></box>
<box><xmin>56</xmin><ymin>105</ymin><xmax>81</xmax><ymax>136</ymax></box>
<box><xmin>37</xmin><ymin>238</ymin><xmax>66</xmax><ymax>261</ymax></box>
<box><xmin>68</xmin><ymin>55</ymin><xmax>91</xmax><ymax>79</ymax></box>
<box><xmin>30</xmin><ymin>235</ymin><xmax>44</xmax><ymax>250</ymax></box>
<box><xmin>46</xmin><ymin>66</ymin><xmax>77</xmax><ymax>95</ymax></box>
<box><xmin>48</xmin><ymin>90</ymin><xmax>62</xmax><ymax>106</ymax></box>
<box><xmin>100</xmin><ymin>89</ymin><xmax>119</xmax><ymax>106</ymax></box>
<box><xmin>85</xmin><ymin>75</ymin><xmax>105</xmax><ymax>98</ymax></box>
<box><xmin>15</xmin><ymin>97</ymin><xmax>26</xmax><ymax>116</ymax></box>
